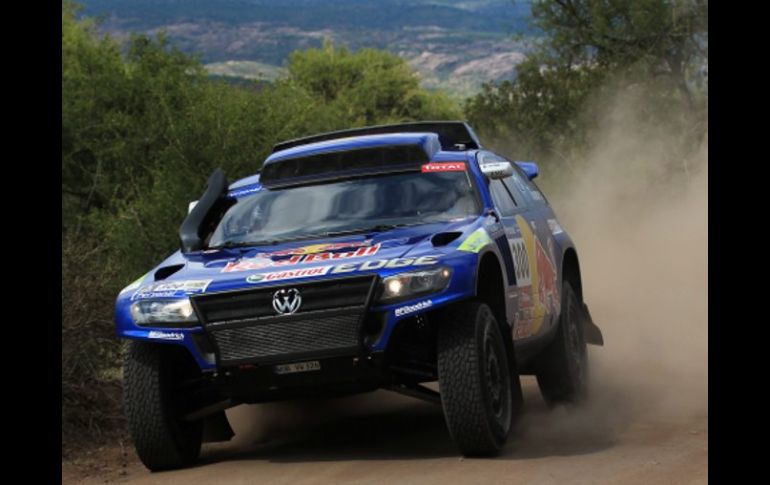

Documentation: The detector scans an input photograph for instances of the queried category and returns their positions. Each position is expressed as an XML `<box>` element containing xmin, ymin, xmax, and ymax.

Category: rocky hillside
<box><xmin>79</xmin><ymin>0</ymin><xmax>536</xmax><ymax>97</ymax></box>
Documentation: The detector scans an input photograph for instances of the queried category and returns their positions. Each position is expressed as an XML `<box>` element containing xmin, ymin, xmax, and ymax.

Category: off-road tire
<box><xmin>535</xmin><ymin>281</ymin><xmax>588</xmax><ymax>404</ymax></box>
<box><xmin>437</xmin><ymin>301</ymin><xmax>522</xmax><ymax>456</ymax></box>
<box><xmin>124</xmin><ymin>342</ymin><xmax>203</xmax><ymax>471</ymax></box>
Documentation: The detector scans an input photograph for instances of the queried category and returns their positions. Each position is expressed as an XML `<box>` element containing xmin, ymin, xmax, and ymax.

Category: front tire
<box><xmin>437</xmin><ymin>301</ymin><xmax>522</xmax><ymax>456</ymax></box>
<box><xmin>535</xmin><ymin>281</ymin><xmax>588</xmax><ymax>405</ymax></box>
<box><xmin>124</xmin><ymin>342</ymin><xmax>203</xmax><ymax>471</ymax></box>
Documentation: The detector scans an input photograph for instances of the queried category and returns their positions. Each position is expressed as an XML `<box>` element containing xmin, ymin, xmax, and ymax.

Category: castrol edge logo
<box><xmin>244</xmin><ymin>255</ymin><xmax>441</xmax><ymax>285</ymax></box>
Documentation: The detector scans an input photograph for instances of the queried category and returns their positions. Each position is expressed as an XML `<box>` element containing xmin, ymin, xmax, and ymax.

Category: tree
<box><xmin>465</xmin><ymin>0</ymin><xmax>707</xmax><ymax>159</ymax></box>
<box><xmin>530</xmin><ymin>0</ymin><xmax>708</xmax><ymax>104</ymax></box>
<box><xmin>287</xmin><ymin>41</ymin><xmax>460</xmax><ymax>125</ymax></box>
<box><xmin>466</xmin><ymin>57</ymin><xmax>606</xmax><ymax>153</ymax></box>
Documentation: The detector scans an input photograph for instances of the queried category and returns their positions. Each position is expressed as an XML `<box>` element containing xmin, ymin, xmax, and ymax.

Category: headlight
<box><xmin>377</xmin><ymin>266</ymin><xmax>452</xmax><ymax>303</ymax></box>
<box><xmin>130</xmin><ymin>299</ymin><xmax>198</xmax><ymax>325</ymax></box>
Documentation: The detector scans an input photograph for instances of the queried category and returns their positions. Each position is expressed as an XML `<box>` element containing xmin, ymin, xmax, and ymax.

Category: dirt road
<box><xmin>62</xmin><ymin>375</ymin><xmax>707</xmax><ymax>485</ymax></box>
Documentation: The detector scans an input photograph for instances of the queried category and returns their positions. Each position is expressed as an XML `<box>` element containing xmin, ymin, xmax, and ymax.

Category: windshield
<box><xmin>209</xmin><ymin>170</ymin><xmax>480</xmax><ymax>247</ymax></box>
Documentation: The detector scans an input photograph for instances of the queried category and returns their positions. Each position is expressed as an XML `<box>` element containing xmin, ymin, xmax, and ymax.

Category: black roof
<box><xmin>271</xmin><ymin>121</ymin><xmax>483</xmax><ymax>153</ymax></box>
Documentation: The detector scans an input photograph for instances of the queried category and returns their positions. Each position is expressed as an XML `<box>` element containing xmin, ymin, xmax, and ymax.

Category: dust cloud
<box><xmin>518</xmin><ymin>88</ymin><xmax>708</xmax><ymax>442</ymax></box>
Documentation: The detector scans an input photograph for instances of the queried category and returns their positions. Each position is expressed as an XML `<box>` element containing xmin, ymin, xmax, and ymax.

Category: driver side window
<box><xmin>502</xmin><ymin>176</ymin><xmax>528</xmax><ymax>209</ymax></box>
<box><xmin>489</xmin><ymin>179</ymin><xmax>517</xmax><ymax>216</ymax></box>
<box><xmin>511</xmin><ymin>163</ymin><xmax>548</xmax><ymax>206</ymax></box>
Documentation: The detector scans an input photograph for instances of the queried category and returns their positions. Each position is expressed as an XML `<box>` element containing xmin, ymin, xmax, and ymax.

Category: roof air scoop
<box><xmin>260</xmin><ymin>133</ymin><xmax>443</xmax><ymax>188</ymax></box>
<box><xmin>271</xmin><ymin>120</ymin><xmax>482</xmax><ymax>153</ymax></box>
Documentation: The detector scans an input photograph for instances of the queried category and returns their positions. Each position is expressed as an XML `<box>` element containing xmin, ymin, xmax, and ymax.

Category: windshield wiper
<box><xmin>209</xmin><ymin>223</ymin><xmax>420</xmax><ymax>250</ymax></box>
<box><xmin>208</xmin><ymin>239</ymin><xmax>280</xmax><ymax>250</ymax></box>
<box><xmin>317</xmin><ymin>223</ymin><xmax>415</xmax><ymax>239</ymax></box>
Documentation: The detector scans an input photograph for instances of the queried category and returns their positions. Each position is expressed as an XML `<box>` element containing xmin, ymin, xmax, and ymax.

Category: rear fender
<box><xmin>581</xmin><ymin>302</ymin><xmax>604</xmax><ymax>346</ymax></box>
<box><xmin>555</xmin><ymin>235</ymin><xmax>603</xmax><ymax>347</ymax></box>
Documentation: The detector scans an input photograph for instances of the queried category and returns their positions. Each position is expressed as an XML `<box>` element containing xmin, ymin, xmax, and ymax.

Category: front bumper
<box><xmin>115</xmin><ymin>251</ymin><xmax>478</xmax><ymax>372</ymax></box>
<box><xmin>212</xmin><ymin>353</ymin><xmax>390</xmax><ymax>403</ymax></box>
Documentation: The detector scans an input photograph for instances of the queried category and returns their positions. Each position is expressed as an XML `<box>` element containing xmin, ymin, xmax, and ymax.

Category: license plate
<box><xmin>273</xmin><ymin>360</ymin><xmax>321</xmax><ymax>375</ymax></box>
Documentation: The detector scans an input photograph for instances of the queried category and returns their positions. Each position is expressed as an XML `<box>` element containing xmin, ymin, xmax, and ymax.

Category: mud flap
<box><xmin>581</xmin><ymin>303</ymin><xmax>604</xmax><ymax>346</ymax></box>
<box><xmin>202</xmin><ymin>410</ymin><xmax>235</xmax><ymax>443</ymax></box>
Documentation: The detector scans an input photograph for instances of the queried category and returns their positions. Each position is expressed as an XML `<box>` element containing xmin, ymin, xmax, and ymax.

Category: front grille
<box><xmin>193</xmin><ymin>276</ymin><xmax>373</xmax><ymax>322</ymax></box>
<box><xmin>213</xmin><ymin>312</ymin><xmax>361</xmax><ymax>362</ymax></box>
<box><xmin>192</xmin><ymin>275</ymin><xmax>376</xmax><ymax>365</ymax></box>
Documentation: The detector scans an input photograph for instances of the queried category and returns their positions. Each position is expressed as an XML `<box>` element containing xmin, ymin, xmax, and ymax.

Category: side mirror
<box><xmin>188</xmin><ymin>201</ymin><xmax>198</xmax><ymax>214</ymax></box>
<box><xmin>515</xmin><ymin>161</ymin><xmax>539</xmax><ymax>180</ymax></box>
<box><xmin>480</xmin><ymin>161</ymin><xmax>514</xmax><ymax>179</ymax></box>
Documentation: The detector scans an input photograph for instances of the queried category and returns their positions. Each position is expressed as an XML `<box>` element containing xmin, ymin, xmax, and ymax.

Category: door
<box><xmin>505</xmin><ymin>164</ymin><xmax>561</xmax><ymax>340</ymax></box>
<box><xmin>484</xmin><ymin>154</ymin><xmax>560</xmax><ymax>341</ymax></box>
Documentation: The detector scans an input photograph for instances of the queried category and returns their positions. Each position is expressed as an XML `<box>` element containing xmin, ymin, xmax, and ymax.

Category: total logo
<box><xmin>421</xmin><ymin>162</ymin><xmax>466</xmax><ymax>173</ymax></box>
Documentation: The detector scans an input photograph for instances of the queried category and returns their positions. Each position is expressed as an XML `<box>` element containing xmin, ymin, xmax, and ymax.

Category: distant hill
<box><xmin>79</xmin><ymin>0</ymin><xmax>536</xmax><ymax>97</ymax></box>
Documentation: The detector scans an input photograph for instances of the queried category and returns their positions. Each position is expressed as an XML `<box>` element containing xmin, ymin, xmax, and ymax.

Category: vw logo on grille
<box><xmin>272</xmin><ymin>288</ymin><xmax>302</xmax><ymax>315</ymax></box>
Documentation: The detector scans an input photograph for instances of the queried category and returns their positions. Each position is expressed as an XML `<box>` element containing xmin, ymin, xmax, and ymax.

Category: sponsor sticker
<box><xmin>132</xmin><ymin>280</ymin><xmax>212</xmax><ymax>301</ymax></box>
<box><xmin>484</xmin><ymin>219</ymin><xmax>503</xmax><ymax>234</ymax></box>
<box><xmin>547</xmin><ymin>219</ymin><xmax>564</xmax><ymax>234</ymax></box>
<box><xmin>267</xmin><ymin>241</ymin><xmax>372</xmax><ymax>257</ymax></box>
<box><xmin>246</xmin><ymin>265</ymin><xmax>332</xmax><ymax>284</ymax></box>
<box><xmin>513</xmin><ymin>321</ymin><xmax>533</xmax><ymax>339</ymax></box>
<box><xmin>223</xmin><ymin>256</ymin><xmax>278</xmax><ymax>273</ymax></box>
<box><xmin>395</xmin><ymin>299</ymin><xmax>433</xmax><ymax>317</ymax></box>
<box><xmin>222</xmin><ymin>242</ymin><xmax>379</xmax><ymax>273</ymax></box>
<box><xmin>421</xmin><ymin>162</ymin><xmax>466</xmax><ymax>173</ymax></box>
<box><xmin>303</xmin><ymin>245</ymin><xmax>380</xmax><ymax>263</ymax></box>
<box><xmin>229</xmin><ymin>185</ymin><xmax>262</xmax><ymax>198</ymax></box>
<box><xmin>510</xmin><ymin>238</ymin><xmax>531</xmax><ymax>286</ymax></box>
<box><xmin>458</xmin><ymin>228</ymin><xmax>493</xmax><ymax>253</ymax></box>
<box><xmin>244</xmin><ymin>255</ymin><xmax>442</xmax><ymax>283</ymax></box>
<box><xmin>330</xmin><ymin>255</ymin><xmax>440</xmax><ymax>274</ymax></box>
<box><xmin>148</xmin><ymin>331</ymin><xmax>184</xmax><ymax>341</ymax></box>
<box><xmin>511</xmin><ymin>214</ymin><xmax>559</xmax><ymax>339</ymax></box>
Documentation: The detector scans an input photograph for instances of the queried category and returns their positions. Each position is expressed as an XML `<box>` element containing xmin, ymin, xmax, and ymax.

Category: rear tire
<box><xmin>437</xmin><ymin>301</ymin><xmax>523</xmax><ymax>456</ymax></box>
<box><xmin>124</xmin><ymin>342</ymin><xmax>203</xmax><ymax>471</ymax></box>
<box><xmin>535</xmin><ymin>282</ymin><xmax>588</xmax><ymax>404</ymax></box>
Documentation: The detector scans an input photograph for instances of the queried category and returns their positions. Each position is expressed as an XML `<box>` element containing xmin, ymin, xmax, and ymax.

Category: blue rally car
<box><xmin>115</xmin><ymin>121</ymin><xmax>604</xmax><ymax>471</ymax></box>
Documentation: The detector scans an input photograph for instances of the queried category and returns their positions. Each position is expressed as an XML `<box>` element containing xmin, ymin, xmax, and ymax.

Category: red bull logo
<box><xmin>535</xmin><ymin>237</ymin><xmax>558</xmax><ymax>315</ymax></box>
<box><xmin>222</xmin><ymin>243</ymin><xmax>381</xmax><ymax>273</ymax></box>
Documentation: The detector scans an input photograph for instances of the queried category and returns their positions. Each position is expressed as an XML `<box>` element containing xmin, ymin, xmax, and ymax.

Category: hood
<box><xmin>124</xmin><ymin>217</ymin><xmax>482</xmax><ymax>300</ymax></box>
